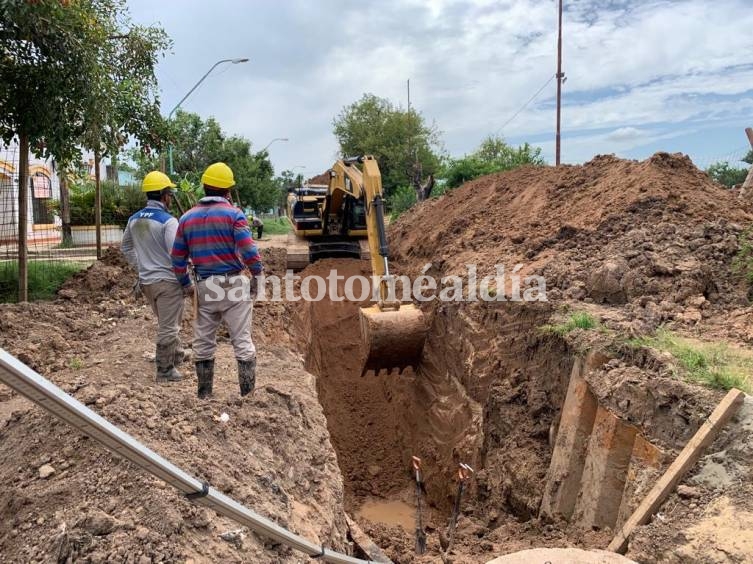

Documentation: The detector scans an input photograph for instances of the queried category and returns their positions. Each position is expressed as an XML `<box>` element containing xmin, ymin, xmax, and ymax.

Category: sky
<box><xmin>127</xmin><ymin>0</ymin><xmax>753</xmax><ymax>176</ymax></box>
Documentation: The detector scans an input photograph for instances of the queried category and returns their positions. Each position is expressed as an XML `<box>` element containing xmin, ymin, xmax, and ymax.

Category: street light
<box><xmin>261</xmin><ymin>137</ymin><xmax>288</xmax><ymax>152</ymax></box>
<box><xmin>167</xmin><ymin>57</ymin><xmax>249</xmax><ymax>175</ymax></box>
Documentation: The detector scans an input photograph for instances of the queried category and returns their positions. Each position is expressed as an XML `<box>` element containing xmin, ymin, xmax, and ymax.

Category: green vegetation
<box><xmin>130</xmin><ymin>110</ymin><xmax>278</xmax><ymax>212</ymax></box>
<box><xmin>443</xmin><ymin>135</ymin><xmax>545</xmax><ymax>189</ymax></box>
<box><xmin>333</xmin><ymin>93</ymin><xmax>442</xmax><ymax>198</ymax></box>
<box><xmin>258</xmin><ymin>217</ymin><xmax>291</xmax><ymax>236</ymax></box>
<box><xmin>388</xmin><ymin>185</ymin><xmax>419</xmax><ymax>219</ymax></box>
<box><xmin>50</xmin><ymin>180</ymin><xmax>143</xmax><ymax>228</ymax></box>
<box><xmin>733</xmin><ymin>228</ymin><xmax>753</xmax><ymax>285</ymax></box>
<box><xmin>628</xmin><ymin>329</ymin><xmax>752</xmax><ymax>393</ymax></box>
<box><xmin>386</xmin><ymin>134</ymin><xmax>544</xmax><ymax>219</ymax></box>
<box><xmin>0</xmin><ymin>261</ymin><xmax>83</xmax><ymax>303</ymax></box>
<box><xmin>706</xmin><ymin>161</ymin><xmax>749</xmax><ymax>188</ymax></box>
<box><xmin>541</xmin><ymin>311</ymin><xmax>599</xmax><ymax>336</ymax></box>
<box><xmin>1</xmin><ymin>0</ymin><xmax>169</xmax><ymax>169</ymax></box>
<box><xmin>69</xmin><ymin>358</ymin><xmax>84</xmax><ymax>371</ymax></box>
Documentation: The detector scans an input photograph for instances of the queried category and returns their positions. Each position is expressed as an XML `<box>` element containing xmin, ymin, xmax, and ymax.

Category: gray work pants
<box><xmin>141</xmin><ymin>279</ymin><xmax>185</xmax><ymax>349</ymax></box>
<box><xmin>194</xmin><ymin>275</ymin><xmax>256</xmax><ymax>362</ymax></box>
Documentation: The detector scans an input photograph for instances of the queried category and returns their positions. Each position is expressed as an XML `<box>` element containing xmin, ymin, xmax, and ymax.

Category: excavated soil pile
<box><xmin>321</xmin><ymin>153</ymin><xmax>753</xmax><ymax>561</ymax></box>
<box><xmin>392</xmin><ymin>153</ymin><xmax>752</xmax><ymax>316</ymax></box>
<box><xmin>306</xmin><ymin>172</ymin><xmax>331</xmax><ymax>185</ymax></box>
<box><xmin>0</xmin><ymin>247</ymin><xmax>349</xmax><ymax>563</ymax></box>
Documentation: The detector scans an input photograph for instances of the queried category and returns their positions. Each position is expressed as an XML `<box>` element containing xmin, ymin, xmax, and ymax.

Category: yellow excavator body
<box><xmin>286</xmin><ymin>156</ymin><xmax>427</xmax><ymax>373</ymax></box>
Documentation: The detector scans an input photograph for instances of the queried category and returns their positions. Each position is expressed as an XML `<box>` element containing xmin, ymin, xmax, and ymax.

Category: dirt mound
<box><xmin>58</xmin><ymin>246</ymin><xmax>136</xmax><ymax>303</ymax></box>
<box><xmin>391</xmin><ymin>153</ymin><xmax>751</xmax><ymax>305</ymax></box>
<box><xmin>0</xmin><ymin>283</ymin><xmax>349</xmax><ymax>562</ymax></box>
<box><xmin>306</xmin><ymin>172</ymin><xmax>331</xmax><ymax>185</ymax></box>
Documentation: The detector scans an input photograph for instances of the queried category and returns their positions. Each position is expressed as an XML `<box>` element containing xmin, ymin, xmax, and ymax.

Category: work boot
<box><xmin>196</xmin><ymin>359</ymin><xmax>215</xmax><ymax>399</ymax></box>
<box><xmin>237</xmin><ymin>358</ymin><xmax>256</xmax><ymax>397</ymax></box>
<box><xmin>155</xmin><ymin>342</ymin><xmax>182</xmax><ymax>383</ymax></box>
<box><xmin>174</xmin><ymin>346</ymin><xmax>192</xmax><ymax>367</ymax></box>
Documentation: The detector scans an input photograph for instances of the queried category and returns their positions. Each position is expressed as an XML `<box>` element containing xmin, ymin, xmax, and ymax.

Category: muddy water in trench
<box><xmin>355</xmin><ymin>498</ymin><xmax>416</xmax><ymax>531</ymax></box>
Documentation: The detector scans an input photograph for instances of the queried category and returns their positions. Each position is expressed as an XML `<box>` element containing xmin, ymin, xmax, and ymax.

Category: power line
<box><xmin>496</xmin><ymin>73</ymin><xmax>556</xmax><ymax>135</ymax></box>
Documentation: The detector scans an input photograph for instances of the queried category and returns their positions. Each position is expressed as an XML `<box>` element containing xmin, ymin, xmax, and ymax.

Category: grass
<box><xmin>628</xmin><ymin>328</ymin><xmax>753</xmax><ymax>393</ymax></box>
<box><xmin>259</xmin><ymin>217</ymin><xmax>291</xmax><ymax>236</ymax></box>
<box><xmin>540</xmin><ymin>311</ymin><xmax>599</xmax><ymax>336</ymax></box>
<box><xmin>733</xmin><ymin>228</ymin><xmax>753</xmax><ymax>286</ymax></box>
<box><xmin>0</xmin><ymin>260</ymin><xmax>84</xmax><ymax>303</ymax></box>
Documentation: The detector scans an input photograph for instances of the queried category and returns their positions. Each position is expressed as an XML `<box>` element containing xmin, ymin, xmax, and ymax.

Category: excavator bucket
<box><xmin>360</xmin><ymin>303</ymin><xmax>428</xmax><ymax>373</ymax></box>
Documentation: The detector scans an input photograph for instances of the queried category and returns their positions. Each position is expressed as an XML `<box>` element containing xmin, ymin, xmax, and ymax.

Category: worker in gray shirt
<box><xmin>121</xmin><ymin>171</ymin><xmax>186</xmax><ymax>383</ymax></box>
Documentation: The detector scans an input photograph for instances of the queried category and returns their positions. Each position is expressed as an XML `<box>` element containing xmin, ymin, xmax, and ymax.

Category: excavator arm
<box><xmin>329</xmin><ymin>156</ymin><xmax>427</xmax><ymax>373</ymax></box>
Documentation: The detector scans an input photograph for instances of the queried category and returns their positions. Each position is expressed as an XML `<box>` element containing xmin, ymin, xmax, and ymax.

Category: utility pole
<box><xmin>555</xmin><ymin>0</ymin><xmax>563</xmax><ymax>166</ymax></box>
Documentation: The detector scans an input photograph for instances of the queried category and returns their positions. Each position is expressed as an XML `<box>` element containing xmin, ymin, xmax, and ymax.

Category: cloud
<box><xmin>606</xmin><ymin>127</ymin><xmax>645</xmax><ymax>142</ymax></box>
<box><xmin>126</xmin><ymin>0</ymin><xmax>753</xmax><ymax>171</ymax></box>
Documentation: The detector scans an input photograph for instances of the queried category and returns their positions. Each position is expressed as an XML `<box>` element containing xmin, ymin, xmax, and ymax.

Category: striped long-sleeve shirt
<box><xmin>171</xmin><ymin>196</ymin><xmax>263</xmax><ymax>286</ymax></box>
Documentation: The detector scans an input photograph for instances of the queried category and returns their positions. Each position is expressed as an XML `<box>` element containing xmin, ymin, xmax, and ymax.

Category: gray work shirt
<box><xmin>121</xmin><ymin>200</ymin><xmax>180</xmax><ymax>285</ymax></box>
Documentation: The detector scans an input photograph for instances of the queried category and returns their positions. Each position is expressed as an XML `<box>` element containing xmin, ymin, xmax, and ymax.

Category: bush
<box><xmin>388</xmin><ymin>185</ymin><xmax>417</xmax><ymax>219</ymax></box>
<box><xmin>706</xmin><ymin>161</ymin><xmax>749</xmax><ymax>188</ymax></box>
<box><xmin>52</xmin><ymin>180</ymin><xmax>145</xmax><ymax>227</ymax></box>
<box><xmin>442</xmin><ymin>139</ymin><xmax>545</xmax><ymax>189</ymax></box>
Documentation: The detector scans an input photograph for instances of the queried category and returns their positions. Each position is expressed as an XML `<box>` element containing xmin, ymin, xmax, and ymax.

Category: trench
<box><xmin>291</xmin><ymin>258</ymin><xmax>692</xmax><ymax>555</ymax></box>
<box><xmin>293</xmin><ymin>261</ymin><xmax>570</xmax><ymax>520</ymax></box>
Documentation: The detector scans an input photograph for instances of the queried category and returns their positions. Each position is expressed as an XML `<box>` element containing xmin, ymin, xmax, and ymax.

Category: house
<box><xmin>0</xmin><ymin>144</ymin><xmax>135</xmax><ymax>248</ymax></box>
<box><xmin>0</xmin><ymin>145</ymin><xmax>62</xmax><ymax>246</ymax></box>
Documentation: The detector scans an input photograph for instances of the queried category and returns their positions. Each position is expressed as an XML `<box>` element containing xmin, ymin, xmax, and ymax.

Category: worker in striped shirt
<box><xmin>171</xmin><ymin>162</ymin><xmax>263</xmax><ymax>399</ymax></box>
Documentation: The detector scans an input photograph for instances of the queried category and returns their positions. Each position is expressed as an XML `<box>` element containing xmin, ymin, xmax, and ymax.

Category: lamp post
<box><xmin>261</xmin><ymin>137</ymin><xmax>288</xmax><ymax>152</ymax></box>
<box><xmin>167</xmin><ymin>57</ymin><xmax>249</xmax><ymax>175</ymax></box>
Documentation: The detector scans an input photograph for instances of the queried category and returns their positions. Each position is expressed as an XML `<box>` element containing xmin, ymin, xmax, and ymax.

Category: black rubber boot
<box><xmin>155</xmin><ymin>342</ymin><xmax>182</xmax><ymax>383</ymax></box>
<box><xmin>237</xmin><ymin>358</ymin><xmax>256</xmax><ymax>397</ymax></box>
<box><xmin>196</xmin><ymin>359</ymin><xmax>215</xmax><ymax>399</ymax></box>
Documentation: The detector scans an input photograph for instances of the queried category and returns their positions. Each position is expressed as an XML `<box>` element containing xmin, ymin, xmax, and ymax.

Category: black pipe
<box><xmin>373</xmin><ymin>196</ymin><xmax>389</xmax><ymax>257</ymax></box>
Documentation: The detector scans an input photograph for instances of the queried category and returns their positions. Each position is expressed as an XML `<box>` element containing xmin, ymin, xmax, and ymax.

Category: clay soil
<box><xmin>2</xmin><ymin>153</ymin><xmax>753</xmax><ymax>563</ymax></box>
<box><xmin>0</xmin><ymin>248</ymin><xmax>352</xmax><ymax>564</ymax></box>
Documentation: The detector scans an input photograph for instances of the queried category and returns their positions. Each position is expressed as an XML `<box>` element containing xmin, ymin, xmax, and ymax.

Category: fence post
<box><xmin>59</xmin><ymin>169</ymin><xmax>72</xmax><ymax>245</ymax></box>
<box><xmin>94</xmin><ymin>152</ymin><xmax>102</xmax><ymax>260</ymax></box>
<box><xmin>741</xmin><ymin>128</ymin><xmax>753</xmax><ymax>195</ymax></box>
<box><xmin>17</xmin><ymin>132</ymin><xmax>29</xmax><ymax>303</ymax></box>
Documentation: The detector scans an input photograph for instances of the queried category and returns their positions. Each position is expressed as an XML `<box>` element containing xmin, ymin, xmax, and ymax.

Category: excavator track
<box><xmin>285</xmin><ymin>233</ymin><xmax>369</xmax><ymax>271</ymax></box>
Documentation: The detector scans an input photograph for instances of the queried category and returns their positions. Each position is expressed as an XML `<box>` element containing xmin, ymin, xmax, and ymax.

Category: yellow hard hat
<box><xmin>141</xmin><ymin>170</ymin><xmax>176</xmax><ymax>192</ymax></box>
<box><xmin>201</xmin><ymin>162</ymin><xmax>235</xmax><ymax>189</ymax></box>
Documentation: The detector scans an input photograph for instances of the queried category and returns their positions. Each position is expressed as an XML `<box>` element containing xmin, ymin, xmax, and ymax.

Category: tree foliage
<box><xmin>131</xmin><ymin>110</ymin><xmax>278</xmax><ymax>211</ymax></box>
<box><xmin>442</xmin><ymin>135</ymin><xmax>545</xmax><ymax>189</ymax></box>
<box><xmin>0</xmin><ymin>0</ymin><xmax>170</xmax><ymax>165</ymax></box>
<box><xmin>706</xmin><ymin>161</ymin><xmax>749</xmax><ymax>188</ymax></box>
<box><xmin>332</xmin><ymin>94</ymin><xmax>443</xmax><ymax>197</ymax></box>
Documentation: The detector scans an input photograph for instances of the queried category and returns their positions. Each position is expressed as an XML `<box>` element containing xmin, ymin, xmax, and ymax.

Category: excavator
<box><xmin>285</xmin><ymin>155</ymin><xmax>427</xmax><ymax>373</ymax></box>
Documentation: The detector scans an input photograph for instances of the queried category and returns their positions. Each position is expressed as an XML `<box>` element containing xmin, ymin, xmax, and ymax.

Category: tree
<box><xmin>0</xmin><ymin>0</ymin><xmax>168</xmax><ymax>299</ymax></box>
<box><xmin>743</xmin><ymin>150</ymin><xmax>753</xmax><ymax>165</ymax></box>
<box><xmin>442</xmin><ymin>135</ymin><xmax>545</xmax><ymax>189</ymax></box>
<box><xmin>132</xmin><ymin>110</ymin><xmax>278</xmax><ymax>212</ymax></box>
<box><xmin>706</xmin><ymin>161</ymin><xmax>749</xmax><ymax>188</ymax></box>
<box><xmin>332</xmin><ymin>94</ymin><xmax>443</xmax><ymax>198</ymax></box>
